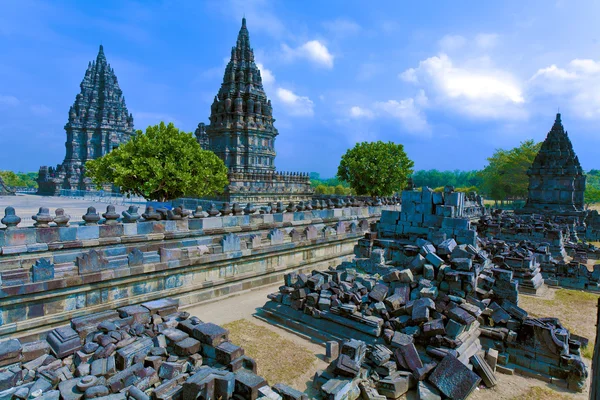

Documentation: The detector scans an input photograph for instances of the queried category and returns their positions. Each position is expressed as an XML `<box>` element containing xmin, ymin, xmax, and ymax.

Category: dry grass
<box><xmin>223</xmin><ymin>319</ymin><xmax>317</xmax><ymax>386</ymax></box>
<box><xmin>519</xmin><ymin>289</ymin><xmax>599</xmax><ymax>359</ymax></box>
<box><xmin>510</xmin><ymin>386</ymin><xmax>574</xmax><ymax>400</ymax></box>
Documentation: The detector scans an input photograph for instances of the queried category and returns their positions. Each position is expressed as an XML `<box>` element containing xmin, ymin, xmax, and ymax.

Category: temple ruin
<box><xmin>521</xmin><ymin>113</ymin><xmax>586</xmax><ymax>214</ymax></box>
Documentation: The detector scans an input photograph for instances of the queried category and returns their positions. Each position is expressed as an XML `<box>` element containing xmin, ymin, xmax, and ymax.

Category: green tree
<box><xmin>314</xmin><ymin>184</ymin><xmax>328</xmax><ymax>194</ymax></box>
<box><xmin>337</xmin><ymin>141</ymin><xmax>414</xmax><ymax>197</ymax></box>
<box><xmin>479</xmin><ymin>140</ymin><xmax>542</xmax><ymax>203</ymax></box>
<box><xmin>334</xmin><ymin>184</ymin><xmax>347</xmax><ymax>195</ymax></box>
<box><xmin>585</xmin><ymin>186</ymin><xmax>600</xmax><ymax>209</ymax></box>
<box><xmin>86</xmin><ymin>122</ymin><xmax>229</xmax><ymax>202</ymax></box>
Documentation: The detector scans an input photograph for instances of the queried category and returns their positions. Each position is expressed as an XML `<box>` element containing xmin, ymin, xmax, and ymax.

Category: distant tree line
<box><xmin>309</xmin><ymin>172</ymin><xmax>355</xmax><ymax>196</ymax></box>
<box><xmin>0</xmin><ymin>171</ymin><xmax>38</xmax><ymax>189</ymax></box>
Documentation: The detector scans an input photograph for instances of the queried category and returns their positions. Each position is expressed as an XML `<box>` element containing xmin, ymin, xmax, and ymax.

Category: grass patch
<box><xmin>510</xmin><ymin>386</ymin><xmax>574</xmax><ymax>400</ymax></box>
<box><xmin>519</xmin><ymin>289</ymin><xmax>599</xmax><ymax>359</ymax></box>
<box><xmin>223</xmin><ymin>319</ymin><xmax>317</xmax><ymax>386</ymax></box>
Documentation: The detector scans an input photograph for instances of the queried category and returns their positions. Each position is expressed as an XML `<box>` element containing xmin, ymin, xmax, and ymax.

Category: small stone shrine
<box><xmin>37</xmin><ymin>45</ymin><xmax>135</xmax><ymax>195</ymax></box>
<box><xmin>521</xmin><ymin>113</ymin><xmax>586</xmax><ymax>214</ymax></box>
<box><xmin>199</xmin><ymin>18</ymin><xmax>313</xmax><ymax>204</ymax></box>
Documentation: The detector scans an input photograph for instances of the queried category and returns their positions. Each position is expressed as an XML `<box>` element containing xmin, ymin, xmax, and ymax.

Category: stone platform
<box><xmin>0</xmin><ymin>204</ymin><xmax>397</xmax><ymax>340</ymax></box>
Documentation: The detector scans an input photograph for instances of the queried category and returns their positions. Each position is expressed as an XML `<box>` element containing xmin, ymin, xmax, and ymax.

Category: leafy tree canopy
<box><xmin>86</xmin><ymin>122</ymin><xmax>229</xmax><ymax>202</ymax></box>
<box><xmin>337</xmin><ymin>141</ymin><xmax>414</xmax><ymax>197</ymax></box>
<box><xmin>0</xmin><ymin>171</ymin><xmax>38</xmax><ymax>188</ymax></box>
<box><xmin>585</xmin><ymin>186</ymin><xmax>600</xmax><ymax>208</ymax></box>
<box><xmin>478</xmin><ymin>140</ymin><xmax>542</xmax><ymax>201</ymax></box>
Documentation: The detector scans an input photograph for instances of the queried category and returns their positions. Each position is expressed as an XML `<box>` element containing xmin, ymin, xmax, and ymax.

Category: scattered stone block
<box><xmin>47</xmin><ymin>326</ymin><xmax>82</xmax><ymax>358</ymax></box>
<box><xmin>428</xmin><ymin>355</ymin><xmax>480</xmax><ymax>400</ymax></box>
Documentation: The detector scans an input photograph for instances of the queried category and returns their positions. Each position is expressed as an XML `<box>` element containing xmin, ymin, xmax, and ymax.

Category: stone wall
<box><xmin>0</xmin><ymin>205</ymin><xmax>397</xmax><ymax>339</ymax></box>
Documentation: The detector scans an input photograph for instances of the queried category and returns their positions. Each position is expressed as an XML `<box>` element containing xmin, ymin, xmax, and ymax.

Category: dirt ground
<box><xmin>183</xmin><ymin>284</ymin><xmax>328</xmax><ymax>394</ymax></box>
<box><xmin>183</xmin><ymin>284</ymin><xmax>596</xmax><ymax>399</ymax></box>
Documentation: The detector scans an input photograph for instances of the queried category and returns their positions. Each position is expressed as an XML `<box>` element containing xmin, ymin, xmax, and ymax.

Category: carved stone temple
<box><xmin>521</xmin><ymin>113</ymin><xmax>586</xmax><ymax>214</ymax></box>
<box><xmin>199</xmin><ymin>18</ymin><xmax>313</xmax><ymax>204</ymax></box>
<box><xmin>37</xmin><ymin>45</ymin><xmax>135</xmax><ymax>195</ymax></box>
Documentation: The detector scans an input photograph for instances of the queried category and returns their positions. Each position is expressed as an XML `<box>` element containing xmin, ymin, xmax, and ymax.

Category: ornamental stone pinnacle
<box><xmin>197</xmin><ymin>18</ymin><xmax>313</xmax><ymax>204</ymax></box>
<box><xmin>37</xmin><ymin>45</ymin><xmax>134</xmax><ymax>195</ymax></box>
<box><xmin>522</xmin><ymin>113</ymin><xmax>586</xmax><ymax>213</ymax></box>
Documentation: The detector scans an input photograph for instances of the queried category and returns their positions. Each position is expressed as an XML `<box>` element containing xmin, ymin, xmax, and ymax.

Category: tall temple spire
<box><xmin>206</xmin><ymin>18</ymin><xmax>278</xmax><ymax>173</ymax></box>
<box><xmin>522</xmin><ymin>112</ymin><xmax>586</xmax><ymax>212</ymax></box>
<box><xmin>37</xmin><ymin>45</ymin><xmax>135</xmax><ymax>195</ymax></box>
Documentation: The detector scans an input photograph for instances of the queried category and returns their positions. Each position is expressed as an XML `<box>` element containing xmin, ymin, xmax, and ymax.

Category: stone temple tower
<box><xmin>206</xmin><ymin>17</ymin><xmax>277</xmax><ymax>173</ymax></box>
<box><xmin>522</xmin><ymin>113</ymin><xmax>586</xmax><ymax>213</ymax></box>
<box><xmin>37</xmin><ymin>45</ymin><xmax>134</xmax><ymax>195</ymax></box>
<box><xmin>200</xmin><ymin>18</ymin><xmax>312</xmax><ymax>204</ymax></box>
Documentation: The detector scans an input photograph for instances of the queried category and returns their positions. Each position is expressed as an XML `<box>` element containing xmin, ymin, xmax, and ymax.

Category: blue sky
<box><xmin>1</xmin><ymin>0</ymin><xmax>600</xmax><ymax>177</ymax></box>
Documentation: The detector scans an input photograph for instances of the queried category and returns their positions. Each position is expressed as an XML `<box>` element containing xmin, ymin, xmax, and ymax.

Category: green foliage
<box><xmin>86</xmin><ymin>122</ymin><xmax>229</xmax><ymax>202</ymax></box>
<box><xmin>0</xmin><ymin>171</ymin><xmax>38</xmax><ymax>188</ymax></box>
<box><xmin>479</xmin><ymin>140</ymin><xmax>542</xmax><ymax>201</ymax></box>
<box><xmin>337</xmin><ymin>141</ymin><xmax>414</xmax><ymax>197</ymax></box>
<box><xmin>314</xmin><ymin>184</ymin><xmax>332</xmax><ymax>195</ymax></box>
<box><xmin>412</xmin><ymin>169</ymin><xmax>482</xmax><ymax>190</ymax></box>
<box><xmin>585</xmin><ymin>186</ymin><xmax>600</xmax><ymax>208</ymax></box>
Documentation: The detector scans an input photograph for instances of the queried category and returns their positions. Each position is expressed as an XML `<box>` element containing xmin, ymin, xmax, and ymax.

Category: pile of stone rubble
<box><xmin>0</xmin><ymin>299</ymin><xmax>307</xmax><ymax>400</ymax></box>
<box><xmin>477</xmin><ymin>210</ymin><xmax>600</xmax><ymax>291</ymax></box>
<box><xmin>262</xmin><ymin>188</ymin><xmax>589</xmax><ymax>398</ymax></box>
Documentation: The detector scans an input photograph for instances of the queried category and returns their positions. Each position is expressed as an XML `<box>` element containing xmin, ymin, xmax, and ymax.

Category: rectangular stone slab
<box><xmin>115</xmin><ymin>337</ymin><xmax>153</xmax><ymax>370</ymax></box>
<box><xmin>428</xmin><ymin>354</ymin><xmax>480</xmax><ymax>400</ymax></box>
<box><xmin>234</xmin><ymin>369</ymin><xmax>267</xmax><ymax>400</ymax></box>
<box><xmin>141</xmin><ymin>298</ymin><xmax>179</xmax><ymax>316</ymax></box>
<box><xmin>117</xmin><ymin>305</ymin><xmax>151</xmax><ymax>325</ymax></box>
<box><xmin>47</xmin><ymin>326</ymin><xmax>82</xmax><ymax>358</ymax></box>
<box><xmin>215</xmin><ymin>341</ymin><xmax>244</xmax><ymax>365</ymax></box>
<box><xmin>71</xmin><ymin>310</ymin><xmax>120</xmax><ymax>339</ymax></box>
<box><xmin>192</xmin><ymin>323</ymin><xmax>229</xmax><ymax>347</ymax></box>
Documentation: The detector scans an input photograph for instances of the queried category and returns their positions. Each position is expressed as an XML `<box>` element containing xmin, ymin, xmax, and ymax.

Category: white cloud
<box><xmin>276</xmin><ymin>88</ymin><xmax>314</xmax><ymax>116</ymax></box>
<box><xmin>401</xmin><ymin>53</ymin><xmax>526</xmax><ymax>119</ymax></box>
<box><xmin>415</xmin><ymin>89</ymin><xmax>428</xmax><ymax>107</ymax></box>
<box><xmin>349</xmin><ymin>106</ymin><xmax>374</xmax><ymax>119</ymax></box>
<box><xmin>374</xmin><ymin>98</ymin><xmax>429</xmax><ymax>133</ymax></box>
<box><xmin>30</xmin><ymin>104</ymin><xmax>52</xmax><ymax>116</ymax></box>
<box><xmin>529</xmin><ymin>59</ymin><xmax>600</xmax><ymax>119</ymax></box>
<box><xmin>438</xmin><ymin>35</ymin><xmax>466</xmax><ymax>52</ymax></box>
<box><xmin>322</xmin><ymin>18</ymin><xmax>361</xmax><ymax>37</ymax></box>
<box><xmin>347</xmin><ymin>93</ymin><xmax>430</xmax><ymax>134</ymax></box>
<box><xmin>475</xmin><ymin>33</ymin><xmax>499</xmax><ymax>49</ymax></box>
<box><xmin>399</xmin><ymin>68</ymin><xmax>418</xmax><ymax>83</ymax></box>
<box><xmin>282</xmin><ymin>40</ymin><xmax>334</xmax><ymax>69</ymax></box>
<box><xmin>0</xmin><ymin>94</ymin><xmax>19</xmax><ymax>106</ymax></box>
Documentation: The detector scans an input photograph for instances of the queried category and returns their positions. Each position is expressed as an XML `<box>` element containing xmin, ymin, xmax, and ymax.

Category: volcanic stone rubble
<box><xmin>0</xmin><ymin>299</ymin><xmax>303</xmax><ymax>400</ymax></box>
<box><xmin>478</xmin><ymin>210</ymin><xmax>600</xmax><ymax>291</ymax></box>
<box><xmin>263</xmin><ymin>197</ymin><xmax>588</xmax><ymax>398</ymax></box>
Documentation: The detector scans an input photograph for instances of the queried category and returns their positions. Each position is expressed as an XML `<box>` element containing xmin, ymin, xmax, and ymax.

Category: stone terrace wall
<box><xmin>0</xmin><ymin>205</ymin><xmax>397</xmax><ymax>340</ymax></box>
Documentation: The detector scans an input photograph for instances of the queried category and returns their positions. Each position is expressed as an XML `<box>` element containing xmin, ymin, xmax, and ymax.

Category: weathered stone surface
<box><xmin>428</xmin><ymin>355</ymin><xmax>480</xmax><ymax>400</ymax></box>
<box><xmin>192</xmin><ymin>323</ymin><xmax>229</xmax><ymax>347</ymax></box>
<box><xmin>141</xmin><ymin>299</ymin><xmax>179</xmax><ymax>317</ymax></box>
<box><xmin>234</xmin><ymin>369</ymin><xmax>267</xmax><ymax>400</ymax></box>
<box><xmin>173</xmin><ymin>337</ymin><xmax>201</xmax><ymax>356</ymax></box>
<box><xmin>115</xmin><ymin>337</ymin><xmax>153</xmax><ymax>370</ymax></box>
<box><xmin>37</xmin><ymin>45</ymin><xmax>134</xmax><ymax>195</ymax></box>
<box><xmin>47</xmin><ymin>326</ymin><xmax>82</xmax><ymax>358</ymax></box>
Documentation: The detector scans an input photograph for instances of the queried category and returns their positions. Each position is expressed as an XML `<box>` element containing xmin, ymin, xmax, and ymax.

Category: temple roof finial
<box><xmin>242</xmin><ymin>16</ymin><xmax>246</xmax><ymax>28</ymax></box>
